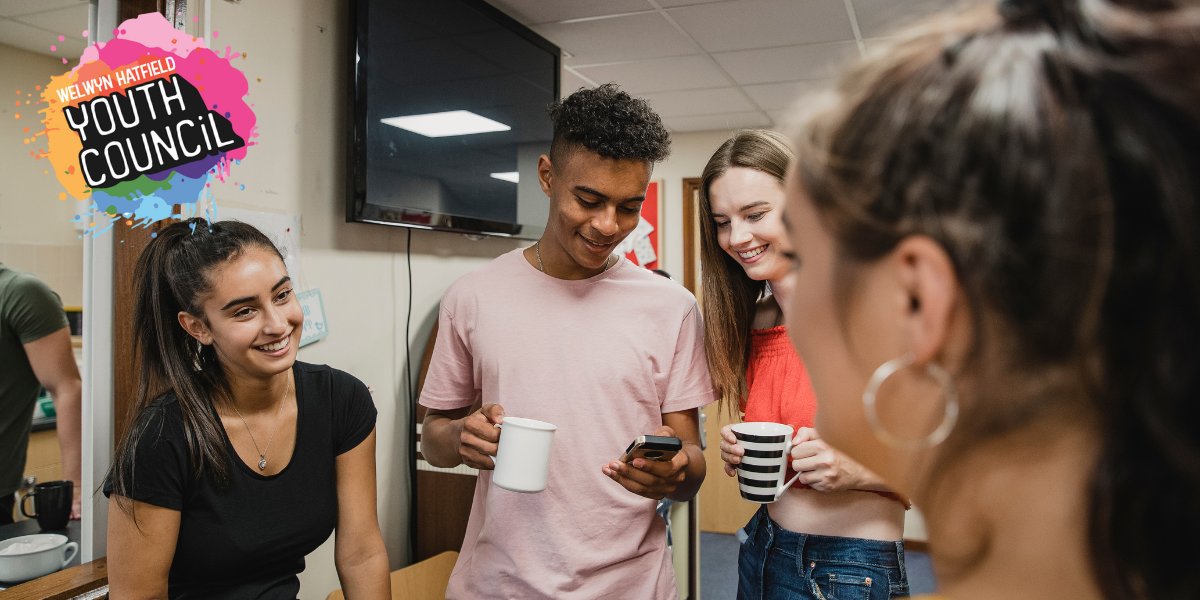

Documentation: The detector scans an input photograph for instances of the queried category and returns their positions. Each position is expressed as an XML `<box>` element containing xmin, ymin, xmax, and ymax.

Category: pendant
<box><xmin>259</xmin><ymin>457</ymin><xmax>267</xmax><ymax>470</ymax></box>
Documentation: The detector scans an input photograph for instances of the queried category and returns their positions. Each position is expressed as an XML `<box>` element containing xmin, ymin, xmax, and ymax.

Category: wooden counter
<box><xmin>0</xmin><ymin>559</ymin><xmax>106</xmax><ymax>600</ymax></box>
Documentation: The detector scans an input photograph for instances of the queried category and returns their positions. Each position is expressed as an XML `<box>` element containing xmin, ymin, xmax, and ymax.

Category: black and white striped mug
<box><xmin>731</xmin><ymin>422</ymin><xmax>802</xmax><ymax>503</ymax></box>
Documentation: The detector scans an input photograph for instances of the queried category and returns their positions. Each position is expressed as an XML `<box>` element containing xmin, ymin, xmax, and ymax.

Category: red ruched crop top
<box><xmin>740</xmin><ymin>325</ymin><xmax>907</xmax><ymax>508</ymax></box>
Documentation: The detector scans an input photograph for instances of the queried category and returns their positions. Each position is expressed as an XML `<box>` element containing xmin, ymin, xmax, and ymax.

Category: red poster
<box><xmin>623</xmin><ymin>180</ymin><xmax>661</xmax><ymax>270</ymax></box>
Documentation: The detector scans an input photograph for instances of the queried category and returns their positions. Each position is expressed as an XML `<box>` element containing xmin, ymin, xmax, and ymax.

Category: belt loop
<box><xmin>895</xmin><ymin>541</ymin><xmax>908</xmax><ymax>586</ymax></box>
<box><xmin>763</xmin><ymin>507</ymin><xmax>775</xmax><ymax>548</ymax></box>
<box><xmin>747</xmin><ymin>504</ymin><xmax>765</xmax><ymax>541</ymax></box>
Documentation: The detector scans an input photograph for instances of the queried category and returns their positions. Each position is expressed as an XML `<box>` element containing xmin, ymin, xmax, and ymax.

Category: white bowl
<box><xmin>0</xmin><ymin>534</ymin><xmax>77</xmax><ymax>583</ymax></box>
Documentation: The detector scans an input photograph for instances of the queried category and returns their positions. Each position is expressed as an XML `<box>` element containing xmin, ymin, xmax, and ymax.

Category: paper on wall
<box><xmin>633</xmin><ymin>235</ymin><xmax>657</xmax><ymax>265</ymax></box>
<box><xmin>614</xmin><ymin>216</ymin><xmax>655</xmax><ymax>258</ymax></box>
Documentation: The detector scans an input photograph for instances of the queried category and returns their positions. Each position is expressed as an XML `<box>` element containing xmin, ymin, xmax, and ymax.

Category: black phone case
<box><xmin>621</xmin><ymin>435</ymin><xmax>683</xmax><ymax>462</ymax></box>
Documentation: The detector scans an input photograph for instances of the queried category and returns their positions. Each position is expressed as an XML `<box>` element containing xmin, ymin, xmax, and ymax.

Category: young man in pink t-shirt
<box><xmin>420</xmin><ymin>84</ymin><xmax>714</xmax><ymax>599</ymax></box>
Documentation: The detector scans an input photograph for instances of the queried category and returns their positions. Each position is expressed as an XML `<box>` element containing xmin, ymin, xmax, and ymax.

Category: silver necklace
<box><xmin>535</xmin><ymin>241</ymin><xmax>612</xmax><ymax>275</ymax></box>
<box><xmin>232</xmin><ymin>373</ymin><xmax>290</xmax><ymax>470</ymax></box>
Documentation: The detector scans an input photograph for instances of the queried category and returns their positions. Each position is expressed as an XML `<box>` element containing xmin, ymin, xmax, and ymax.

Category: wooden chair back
<box><xmin>324</xmin><ymin>550</ymin><xmax>458</xmax><ymax>600</ymax></box>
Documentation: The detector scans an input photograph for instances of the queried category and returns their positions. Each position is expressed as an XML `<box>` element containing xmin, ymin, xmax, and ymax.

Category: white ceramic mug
<box><xmin>731</xmin><ymin>422</ymin><xmax>801</xmax><ymax>503</ymax></box>
<box><xmin>492</xmin><ymin>417</ymin><xmax>557</xmax><ymax>493</ymax></box>
<box><xmin>0</xmin><ymin>533</ymin><xmax>78</xmax><ymax>583</ymax></box>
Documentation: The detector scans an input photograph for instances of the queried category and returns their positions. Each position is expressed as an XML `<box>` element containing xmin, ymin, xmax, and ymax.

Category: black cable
<box><xmin>405</xmin><ymin>228</ymin><xmax>417</xmax><ymax>563</ymax></box>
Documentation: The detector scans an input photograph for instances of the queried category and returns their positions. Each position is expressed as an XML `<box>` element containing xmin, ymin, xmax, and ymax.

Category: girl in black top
<box><xmin>104</xmin><ymin>219</ymin><xmax>390</xmax><ymax>599</ymax></box>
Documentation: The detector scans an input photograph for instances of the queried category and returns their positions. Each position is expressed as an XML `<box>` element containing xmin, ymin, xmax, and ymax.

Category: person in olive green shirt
<box><xmin>0</xmin><ymin>263</ymin><xmax>81</xmax><ymax>524</ymax></box>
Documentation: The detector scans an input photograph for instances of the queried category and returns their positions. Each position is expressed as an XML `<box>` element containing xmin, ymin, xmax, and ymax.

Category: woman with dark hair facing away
<box><xmin>782</xmin><ymin>0</ymin><xmax>1200</xmax><ymax>598</ymax></box>
<box><xmin>104</xmin><ymin>219</ymin><xmax>389</xmax><ymax>599</ymax></box>
<box><xmin>700</xmin><ymin>129</ymin><xmax>909</xmax><ymax>600</ymax></box>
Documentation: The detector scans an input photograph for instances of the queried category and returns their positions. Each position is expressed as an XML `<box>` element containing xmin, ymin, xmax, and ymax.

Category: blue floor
<box><xmin>699</xmin><ymin>532</ymin><xmax>937</xmax><ymax>599</ymax></box>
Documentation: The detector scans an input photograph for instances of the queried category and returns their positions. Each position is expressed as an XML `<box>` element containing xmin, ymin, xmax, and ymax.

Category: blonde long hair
<box><xmin>698</xmin><ymin>130</ymin><xmax>794</xmax><ymax>418</ymax></box>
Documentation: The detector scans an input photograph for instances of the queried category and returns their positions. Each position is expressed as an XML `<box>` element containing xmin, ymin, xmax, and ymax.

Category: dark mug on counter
<box><xmin>21</xmin><ymin>481</ymin><xmax>72</xmax><ymax>531</ymax></box>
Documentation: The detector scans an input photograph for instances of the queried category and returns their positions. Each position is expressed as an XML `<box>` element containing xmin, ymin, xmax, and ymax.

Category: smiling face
<box><xmin>178</xmin><ymin>247</ymin><xmax>302</xmax><ymax>382</ymax></box>
<box><xmin>539</xmin><ymin>147</ymin><xmax>650</xmax><ymax>274</ymax></box>
<box><xmin>709</xmin><ymin>167</ymin><xmax>791</xmax><ymax>283</ymax></box>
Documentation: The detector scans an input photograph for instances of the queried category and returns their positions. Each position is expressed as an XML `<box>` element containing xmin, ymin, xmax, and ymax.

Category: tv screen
<box><xmin>347</xmin><ymin>0</ymin><xmax>560</xmax><ymax>239</ymax></box>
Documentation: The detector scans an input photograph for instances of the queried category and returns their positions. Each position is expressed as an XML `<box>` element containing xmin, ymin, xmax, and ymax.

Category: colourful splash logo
<box><xmin>37</xmin><ymin>12</ymin><xmax>256</xmax><ymax>235</ymax></box>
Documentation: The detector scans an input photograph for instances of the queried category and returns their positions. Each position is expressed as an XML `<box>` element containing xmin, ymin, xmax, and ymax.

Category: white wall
<box><xmin>653</xmin><ymin>129</ymin><xmax>744</xmax><ymax>281</ymax></box>
<box><xmin>0</xmin><ymin>42</ymin><xmax>85</xmax><ymax>306</ymax></box>
<box><xmin>201</xmin><ymin>1</ymin><xmax>748</xmax><ymax>597</ymax></box>
<box><xmin>202</xmin><ymin>1</ymin><xmax>519</xmax><ymax>597</ymax></box>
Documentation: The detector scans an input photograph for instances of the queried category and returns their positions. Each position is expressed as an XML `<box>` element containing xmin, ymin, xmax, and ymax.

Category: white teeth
<box><xmin>739</xmin><ymin>246</ymin><xmax>766</xmax><ymax>259</ymax></box>
<box><xmin>257</xmin><ymin>337</ymin><xmax>289</xmax><ymax>352</ymax></box>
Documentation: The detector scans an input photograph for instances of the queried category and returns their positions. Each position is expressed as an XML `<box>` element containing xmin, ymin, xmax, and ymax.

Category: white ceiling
<box><xmin>0</xmin><ymin>0</ymin><xmax>89</xmax><ymax>61</ymax></box>
<box><xmin>0</xmin><ymin>0</ymin><xmax>967</xmax><ymax>132</ymax></box>
<box><xmin>490</xmin><ymin>0</ymin><xmax>964</xmax><ymax>132</ymax></box>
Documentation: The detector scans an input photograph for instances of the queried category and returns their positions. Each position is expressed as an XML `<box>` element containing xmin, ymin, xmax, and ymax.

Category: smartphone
<box><xmin>621</xmin><ymin>435</ymin><xmax>683</xmax><ymax>463</ymax></box>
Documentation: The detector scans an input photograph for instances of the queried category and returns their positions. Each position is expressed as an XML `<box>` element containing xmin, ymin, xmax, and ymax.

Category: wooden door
<box><xmin>110</xmin><ymin>1</ymin><xmax>174</xmax><ymax>444</ymax></box>
<box><xmin>699</xmin><ymin>408</ymin><xmax>758</xmax><ymax>534</ymax></box>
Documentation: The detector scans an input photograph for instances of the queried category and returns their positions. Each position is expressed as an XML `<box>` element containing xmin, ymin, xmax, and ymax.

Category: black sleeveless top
<box><xmin>104</xmin><ymin>362</ymin><xmax>377</xmax><ymax>599</ymax></box>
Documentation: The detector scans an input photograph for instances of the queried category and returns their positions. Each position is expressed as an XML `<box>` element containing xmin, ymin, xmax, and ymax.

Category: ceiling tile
<box><xmin>573</xmin><ymin>55</ymin><xmax>728</xmax><ymax>94</ymax></box>
<box><xmin>487</xmin><ymin>0</ymin><xmax>652</xmax><ymax>25</ymax></box>
<box><xmin>643</xmin><ymin>86</ymin><xmax>755</xmax><ymax>117</ymax></box>
<box><xmin>0</xmin><ymin>0</ymin><xmax>81</xmax><ymax>19</ymax></box>
<box><xmin>713</xmin><ymin>41</ymin><xmax>859</xmax><ymax>85</ymax></box>
<box><xmin>0</xmin><ymin>18</ymin><xmax>86</xmax><ymax>59</ymax></box>
<box><xmin>851</xmin><ymin>0</ymin><xmax>962</xmax><ymax>38</ymax></box>
<box><xmin>656</xmin><ymin>0</ymin><xmax>733</xmax><ymax>6</ymax></box>
<box><xmin>766</xmin><ymin>108</ymin><xmax>802</xmax><ymax>129</ymax></box>
<box><xmin>12</xmin><ymin>4</ymin><xmax>89</xmax><ymax>39</ymax></box>
<box><xmin>561</xmin><ymin>68</ymin><xmax>594</xmax><ymax>96</ymax></box>
<box><xmin>742</xmin><ymin>79</ymin><xmax>833</xmax><ymax>110</ymax></box>
<box><xmin>532</xmin><ymin>13</ymin><xmax>697</xmax><ymax>65</ymax></box>
<box><xmin>862</xmin><ymin>36</ymin><xmax>899</xmax><ymax>53</ymax></box>
<box><xmin>667</xmin><ymin>0</ymin><xmax>854</xmax><ymax>53</ymax></box>
<box><xmin>664</xmin><ymin>110</ymin><xmax>771</xmax><ymax>132</ymax></box>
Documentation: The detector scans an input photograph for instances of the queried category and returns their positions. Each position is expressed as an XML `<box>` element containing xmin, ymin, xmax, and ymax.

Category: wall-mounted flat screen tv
<box><xmin>347</xmin><ymin>0</ymin><xmax>560</xmax><ymax>240</ymax></box>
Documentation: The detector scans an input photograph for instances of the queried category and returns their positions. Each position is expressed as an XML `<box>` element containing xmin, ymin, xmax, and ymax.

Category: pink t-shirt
<box><xmin>420</xmin><ymin>249</ymin><xmax>715</xmax><ymax>600</ymax></box>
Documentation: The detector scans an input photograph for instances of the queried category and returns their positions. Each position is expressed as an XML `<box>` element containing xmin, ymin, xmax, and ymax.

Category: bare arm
<box><xmin>107</xmin><ymin>497</ymin><xmax>180</xmax><ymax>600</ymax></box>
<box><xmin>603</xmin><ymin>408</ymin><xmax>707</xmax><ymax>502</ymax></box>
<box><xmin>24</xmin><ymin>327</ymin><xmax>82</xmax><ymax>519</ymax></box>
<box><xmin>333</xmin><ymin>429</ymin><xmax>391</xmax><ymax>600</ymax></box>
<box><xmin>421</xmin><ymin>404</ymin><xmax>503</xmax><ymax>470</ymax></box>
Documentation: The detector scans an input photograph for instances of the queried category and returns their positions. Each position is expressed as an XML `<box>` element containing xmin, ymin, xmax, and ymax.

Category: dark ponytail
<box><xmin>792</xmin><ymin>0</ymin><xmax>1200</xmax><ymax>597</ymax></box>
<box><xmin>1064</xmin><ymin>6</ymin><xmax>1200</xmax><ymax>599</ymax></box>
<box><xmin>109</xmin><ymin>218</ymin><xmax>284</xmax><ymax>509</ymax></box>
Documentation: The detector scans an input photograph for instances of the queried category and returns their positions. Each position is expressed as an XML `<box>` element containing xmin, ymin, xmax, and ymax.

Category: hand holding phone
<box><xmin>604</xmin><ymin>427</ymin><xmax>690</xmax><ymax>501</ymax></box>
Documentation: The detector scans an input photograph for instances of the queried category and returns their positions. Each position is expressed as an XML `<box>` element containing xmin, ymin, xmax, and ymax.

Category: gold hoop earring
<box><xmin>862</xmin><ymin>353</ymin><xmax>959</xmax><ymax>450</ymax></box>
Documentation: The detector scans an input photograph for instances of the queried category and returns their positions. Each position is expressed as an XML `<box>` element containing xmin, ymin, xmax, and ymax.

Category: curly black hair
<box><xmin>547</xmin><ymin>83</ymin><xmax>671</xmax><ymax>165</ymax></box>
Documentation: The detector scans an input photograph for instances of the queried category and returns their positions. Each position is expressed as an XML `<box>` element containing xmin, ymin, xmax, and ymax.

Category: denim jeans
<box><xmin>738</xmin><ymin>505</ymin><xmax>909</xmax><ymax>600</ymax></box>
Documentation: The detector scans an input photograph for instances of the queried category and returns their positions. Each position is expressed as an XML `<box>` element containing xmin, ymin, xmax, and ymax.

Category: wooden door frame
<box><xmin>111</xmin><ymin>0</ymin><xmax>174</xmax><ymax>443</ymax></box>
<box><xmin>682</xmin><ymin>178</ymin><xmax>702</xmax><ymax>297</ymax></box>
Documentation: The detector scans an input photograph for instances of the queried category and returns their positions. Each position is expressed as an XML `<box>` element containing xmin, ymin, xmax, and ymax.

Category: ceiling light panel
<box><xmin>381</xmin><ymin>110</ymin><xmax>511</xmax><ymax>137</ymax></box>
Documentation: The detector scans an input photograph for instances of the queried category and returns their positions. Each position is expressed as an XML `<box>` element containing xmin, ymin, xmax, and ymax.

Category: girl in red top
<box><xmin>700</xmin><ymin>130</ymin><xmax>908</xmax><ymax>600</ymax></box>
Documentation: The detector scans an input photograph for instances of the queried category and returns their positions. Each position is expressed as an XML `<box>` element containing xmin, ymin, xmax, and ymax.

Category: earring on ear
<box><xmin>862</xmin><ymin>353</ymin><xmax>959</xmax><ymax>450</ymax></box>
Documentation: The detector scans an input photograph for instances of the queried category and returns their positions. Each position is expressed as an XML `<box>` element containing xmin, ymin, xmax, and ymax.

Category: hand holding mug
<box><xmin>790</xmin><ymin>427</ymin><xmax>865</xmax><ymax>492</ymax></box>
<box><xmin>603</xmin><ymin>426</ymin><xmax>689</xmax><ymax>500</ymax></box>
<box><xmin>719</xmin><ymin>423</ymin><xmax>743</xmax><ymax>477</ymax></box>
<box><xmin>455</xmin><ymin>403</ymin><xmax>505</xmax><ymax>470</ymax></box>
